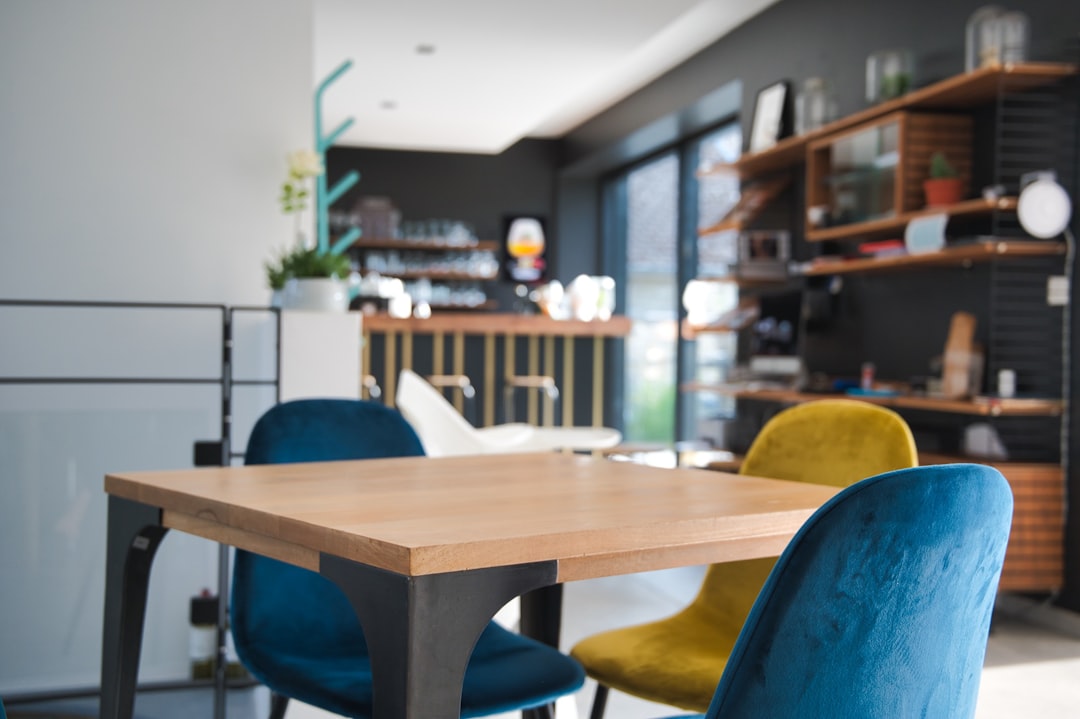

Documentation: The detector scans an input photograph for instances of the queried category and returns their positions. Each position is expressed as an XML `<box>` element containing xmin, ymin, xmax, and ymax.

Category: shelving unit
<box><xmin>348</xmin><ymin>238</ymin><xmax>501</xmax><ymax>311</ymax></box>
<box><xmin>700</xmin><ymin>62</ymin><xmax>1077</xmax><ymax>180</ymax></box>
<box><xmin>683</xmin><ymin>60</ymin><xmax>1077</xmax><ymax>593</ymax></box>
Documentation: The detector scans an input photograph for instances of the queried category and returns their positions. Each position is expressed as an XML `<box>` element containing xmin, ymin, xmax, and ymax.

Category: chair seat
<box><xmin>571</xmin><ymin>556</ymin><xmax>776</xmax><ymax>713</ymax></box>
<box><xmin>241</xmin><ymin>610</ymin><xmax>583</xmax><ymax>718</ymax></box>
<box><xmin>571</xmin><ymin>611</ymin><xmax>732</xmax><ymax>713</ymax></box>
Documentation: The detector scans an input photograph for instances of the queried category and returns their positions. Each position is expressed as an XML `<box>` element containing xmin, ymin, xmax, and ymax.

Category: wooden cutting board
<box><xmin>942</xmin><ymin>311</ymin><xmax>977</xmax><ymax>399</ymax></box>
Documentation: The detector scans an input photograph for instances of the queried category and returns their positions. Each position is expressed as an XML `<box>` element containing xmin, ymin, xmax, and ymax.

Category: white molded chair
<box><xmin>395</xmin><ymin>368</ymin><xmax>622</xmax><ymax>457</ymax></box>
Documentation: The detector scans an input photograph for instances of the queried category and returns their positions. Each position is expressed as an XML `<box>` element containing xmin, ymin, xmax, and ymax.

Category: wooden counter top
<box><xmin>362</xmin><ymin>312</ymin><xmax>632</xmax><ymax>337</ymax></box>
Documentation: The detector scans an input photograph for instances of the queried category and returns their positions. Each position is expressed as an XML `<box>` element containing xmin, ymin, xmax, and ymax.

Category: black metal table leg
<box><xmin>321</xmin><ymin>554</ymin><xmax>559</xmax><ymax>719</ymax></box>
<box><xmin>520</xmin><ymin>584</ymin><xmax>565</xmax><ymax>719</ymax></box>
<box><xmin>100</xmin><ymin>496</ymin><xmax>168</xmax><ymax>719</ymax></box>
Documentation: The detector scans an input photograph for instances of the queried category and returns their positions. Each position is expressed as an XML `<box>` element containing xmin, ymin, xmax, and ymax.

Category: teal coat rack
<box><xmin>315</xmin><ymin>59</ymin><xmax>361</xmax><ymax>255</ymax></box>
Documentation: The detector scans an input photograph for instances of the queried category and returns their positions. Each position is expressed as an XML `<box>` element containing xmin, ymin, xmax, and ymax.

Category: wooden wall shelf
<box><xmin>805</xmin><ymin>197</ymin><xmax>1018</xmax><ymax>243</ymax></box>
<box><xmin>802</xmin><ymin>239</ymin><xmax>1064</xmax><ymax>276</ymax></box>
<box><xmin>680</xmin><ymin>385</ymin><xmax>1064</xmax><ymax>417</ymax></box>
<box><xmin>350</xmin><ymin>238</ymin><xmax>499</xmax><ymax>252</ymax></box>
<box><xmin>379</xmin><ymin>270</ymin><xmax>499</xmax><ymax>281</ymax></box>
<box><xmin>699</xmin><ymin>63</ymin><xmax>1077</xmax><ymax>180</ymax></box>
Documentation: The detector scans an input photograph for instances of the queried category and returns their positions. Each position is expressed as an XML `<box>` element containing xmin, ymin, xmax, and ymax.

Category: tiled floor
<box><xmin>9</xmin><ymin>569</ymin><xmax>1080</xmax><ymax>718</ymax></box>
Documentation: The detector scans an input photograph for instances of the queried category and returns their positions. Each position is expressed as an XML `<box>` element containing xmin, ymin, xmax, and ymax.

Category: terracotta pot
<box><xmin>923</xmin><ymin>177</ymin><xmax>965</xmax><ymax>207</ymax></box>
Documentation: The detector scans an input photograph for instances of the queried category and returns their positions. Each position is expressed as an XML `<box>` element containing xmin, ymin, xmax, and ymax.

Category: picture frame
<box><xmin>749</xmin><ymin>80</ymin><xmax>793</xmax><ymax>153</ymax></box>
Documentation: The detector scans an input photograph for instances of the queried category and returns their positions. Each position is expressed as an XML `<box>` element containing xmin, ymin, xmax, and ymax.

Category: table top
<box><xmin>105</xmin><ymin>453</ymin><xmax>838</xmax><ymax>582</ymax></box>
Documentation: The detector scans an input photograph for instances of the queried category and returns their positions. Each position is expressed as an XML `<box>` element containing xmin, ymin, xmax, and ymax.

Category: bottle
<box><xmin>861</xmin><ymin>362</ymin><xmax>876</xmax><ymax>391</ymax></box>
<box><xmin>189</xmin><ymin>588</ymin><xmax>249</xmax><ymax>681</ymax></box>
<box><xmin>189</xmin><ymin>589</ymin><xmax>217</xmax><ymax>680</ymax></box>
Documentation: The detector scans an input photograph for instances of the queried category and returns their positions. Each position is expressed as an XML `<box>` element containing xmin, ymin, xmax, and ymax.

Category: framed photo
<box><xmin>749</xmin><ymin>80</ymin><xmax>793</xmax><ymax>153</ymax></box>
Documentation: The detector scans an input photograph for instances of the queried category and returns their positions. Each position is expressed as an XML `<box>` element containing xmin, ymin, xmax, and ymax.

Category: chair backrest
<box><xmin>230</xmin><ymin>399</ymin><xmax>424</xmax><ymax>709</ymax></box>
<box><xmin>704</xmin><ymin>463</ymin><xmax>1013</xmax><ymax>719</ymax></box>
<box><xmin>396</xmin><ymin>368</ymin><xmax>488</xmax><ymax>457</ymax></box>
<box><xmin>740</xmin><ymin>399</ymin><xmax>919</xmax><ymax>486</ymax></box>
<box><xmin>689</xmin><ymin>400</ymin><xmax>919</xmax><ymax>648</ymax></box>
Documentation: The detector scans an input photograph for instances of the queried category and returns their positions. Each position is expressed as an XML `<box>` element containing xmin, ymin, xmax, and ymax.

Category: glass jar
<box><xmin>998</xmin><ymin>11</ymin><xmax>1029</xmax><ymax>64</ymax></box>
<box><xmin>866</xmin><ymin>50</ymin><xmax>914</xmax><ymax>104</ymax></box>
<box><xmin>965</xmin><ymin>5</ymin><xmax>1004</xmax><ymax>71</ymax></box>
<box><xmin>795</xmin><ymin>77</ymin><xmax>836</xmax><ymax>135</ymax></box>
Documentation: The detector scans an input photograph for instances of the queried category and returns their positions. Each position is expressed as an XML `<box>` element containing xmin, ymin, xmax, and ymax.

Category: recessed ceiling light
<box><xmin>380</xmin><ymin>100</ymin><xmax>397</xmax><ymax>110</ymax></box>
<box><xmin>416</xmin><ymin>44</ymin><xmax>436</xmax><ymax>55</ymax></box>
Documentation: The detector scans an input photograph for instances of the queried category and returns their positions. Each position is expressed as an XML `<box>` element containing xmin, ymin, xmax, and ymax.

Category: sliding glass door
<box><xmin>606</xmin><ymin>122</ymin><xmax>741</xmax><ymax>447</ymax></box>
<box><xmin>622</xmin><ymin>152</ymin><xmax>680</xmax><ymax>444</ymax></box>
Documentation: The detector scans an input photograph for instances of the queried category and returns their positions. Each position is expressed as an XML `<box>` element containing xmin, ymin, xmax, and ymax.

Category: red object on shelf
<box><xmin>858</xmin><ymin>239</ymin><xmax>906</xmax><ymax>256</ymax></box>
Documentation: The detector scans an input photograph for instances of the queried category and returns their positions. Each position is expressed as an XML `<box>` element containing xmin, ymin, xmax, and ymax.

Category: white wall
<box><xmin>0</xmin><ymin>1</ymin><xmax>314</xmax><ymax>305</ymax></box>
<box><xmin>0</xmin><ymin>0</ymin><xmax>315</xmax><ymax>694</ymax></box>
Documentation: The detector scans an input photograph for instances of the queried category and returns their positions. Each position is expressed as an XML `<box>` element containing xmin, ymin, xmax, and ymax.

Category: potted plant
<box><xmin>923</xmin><ymin>152</ymin><xmax>965</xmax><ymax>207</ymax></box>
<box><xmin>266</xmin><ymin>150</ymin><xmax>352</xmax><ymax>311</ymax></box>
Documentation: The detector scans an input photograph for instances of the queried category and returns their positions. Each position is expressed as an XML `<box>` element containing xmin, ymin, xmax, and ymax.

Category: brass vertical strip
<box><xmin>562</xmin><ymin>336</ymin><xmax>574</xmax><ymax>428</ymax></box>
<box><xmin>592</xmin><ymin>336</ymin><xmax>603</xmax><ymax>427</ymax></box>
<box><xmin>385</xmin><ymin>330</ymin><xmax>397</xmax><ymax>407</ymax></box>
<box><xmin>527</xmin><ymin>335</ymin><xmax>539</xmax><ymax>425</ymax></box>
<box><xmin>433</xmin><ymin>331</ymin><xmax>445</xmax><ymax>375</ymax></box>
<box><xmin>402</xmin><ymin>330</ymin><xmax>413</xmax><ymax>373</ymax></box>
<box><xmin>484</xmin><ymin>333</ymin><xmax>495</xmax><ymax>427</ymax></box>
<box><xmin>543</xmin><ymin>335</ymin><xmax>555</xmax><ymax>426</ymax></box>
<box><xmin>505</xmin><ymin>333</ymin><xmax>516</xmax><ymax>423</ymax></box>
<box><xmin>453</xmin><ymin>331</ymin><xmax>466</xmax><ymax>414</ymax></box>
<box><xmin>362</xmin><ymin>330</ymin><xmax>372</xmax><ymax>400</ymax></box>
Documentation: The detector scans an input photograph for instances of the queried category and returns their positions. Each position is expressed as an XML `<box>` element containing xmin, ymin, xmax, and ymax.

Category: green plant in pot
<box><xmin>266</xmin><ymin>150</ymin><xmax>352</xmax><ymax>311</ymax></box>
<box><xmin>264</xmin><ymin>244</ymin><xmax>351</xmax><ymax>291</ymax></box>
<box><xmin>923</xmin><ymin>152</ymin><xmax>965</xmax><ymax>207</ymax></box>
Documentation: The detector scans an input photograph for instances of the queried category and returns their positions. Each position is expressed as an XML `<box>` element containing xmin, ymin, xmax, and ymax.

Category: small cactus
<box><xmin>929</xmin><ymin>152</ymin><xmax>959</xmax><ymax>179</ymax></box>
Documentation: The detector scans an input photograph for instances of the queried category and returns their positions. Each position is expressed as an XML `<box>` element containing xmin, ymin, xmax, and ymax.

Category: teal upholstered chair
<box><xmin>664</xmin><ymin>462</ymin><xmax>1012</xmax><ymax>719</ymax></box>
<box><xmin>230</xmin><ymin>398</ymin><xmax>585</xmax><ymax>719</ymax></box>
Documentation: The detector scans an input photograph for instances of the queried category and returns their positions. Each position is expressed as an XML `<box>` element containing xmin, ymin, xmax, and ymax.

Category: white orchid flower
<box><xmin>287</xmin><ymin>149</ymin><xmax>324</xmax><ymax>179</ymax></box>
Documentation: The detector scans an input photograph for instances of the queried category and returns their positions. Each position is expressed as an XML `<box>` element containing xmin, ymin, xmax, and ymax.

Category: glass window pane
<box><xmin>624</xmin><ymin>152</ymin><xmax>679</xmax><ymax>444</ymax></box>
<box><xmin>686</xmin><ymin>124</ymin><xmax>742</xmax><ymax>446</ymax></box>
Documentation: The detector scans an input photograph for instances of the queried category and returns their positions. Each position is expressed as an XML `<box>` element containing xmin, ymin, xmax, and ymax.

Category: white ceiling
<box><xmin>313</xmin><ymin>0</ymin><xmax>781</xmax><ymax>154</ymax></box>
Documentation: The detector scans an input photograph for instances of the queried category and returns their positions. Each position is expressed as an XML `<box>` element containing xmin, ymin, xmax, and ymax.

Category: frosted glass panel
<box><xmin>0</xmin><ymin>387</ymin><xmax>221</xmax><ymax>692</ymax></box>
<box><xmin>0</xmin><ymin>303</ymin><xmax>280</xmax><ymax>695</ymax></box>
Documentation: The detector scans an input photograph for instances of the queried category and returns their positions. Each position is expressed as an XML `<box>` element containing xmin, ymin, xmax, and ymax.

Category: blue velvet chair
<box><xmin>664</xmin><ymin>462</ymin><xmax>1013</xmax><ymax>719</ymax></box>
<box><xmin>230</xmin><ymin>398</ymin><xmax>585</xmax><ymax>719</ymax></box>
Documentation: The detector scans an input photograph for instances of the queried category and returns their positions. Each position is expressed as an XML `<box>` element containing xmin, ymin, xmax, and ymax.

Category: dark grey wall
<box><xmin>563</xmin><ymin>0</ymin><xmax>1080</xmax><ymax>163</ymax></box>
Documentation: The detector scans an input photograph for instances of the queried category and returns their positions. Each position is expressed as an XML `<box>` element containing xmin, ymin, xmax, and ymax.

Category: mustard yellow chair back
<box><xmin>570</xmin><ymin>399</ymin><xmax>918</xmax><ymax>715</ymax></box>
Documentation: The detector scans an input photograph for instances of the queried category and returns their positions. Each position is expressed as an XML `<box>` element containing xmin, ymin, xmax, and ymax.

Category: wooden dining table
<box><xmin>100</xmin><ymin>452</ymin><xmax>839</xmax><ymax>719</ymax></box>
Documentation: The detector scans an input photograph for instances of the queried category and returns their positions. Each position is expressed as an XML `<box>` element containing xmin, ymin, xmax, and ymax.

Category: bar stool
<box><xmin>504</xmin><ymin>375</ymin><xmax>559</xmax><ymax>425</ymax></box>
<box><xmin>426</xmin><ymin>373</ymin><xmax>477</xmax><ymax>424</ymax></box>
<box><xmin>503</xmin><ymin>331</ymin><xmax>561</xmax><ymax>426</ymax></box>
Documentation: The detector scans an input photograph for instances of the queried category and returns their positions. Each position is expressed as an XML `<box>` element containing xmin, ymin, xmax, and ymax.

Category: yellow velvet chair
<box><xmin>569</xmin><ymin>399</ymin><xmax>919</xmax><ymax>717</ymax></box>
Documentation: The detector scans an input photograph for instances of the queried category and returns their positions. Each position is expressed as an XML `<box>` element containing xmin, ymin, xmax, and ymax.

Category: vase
<box><xmin>281</xmin><ymin>277</ymin><xmax>349</xmax><ymax>312</ymax></box>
